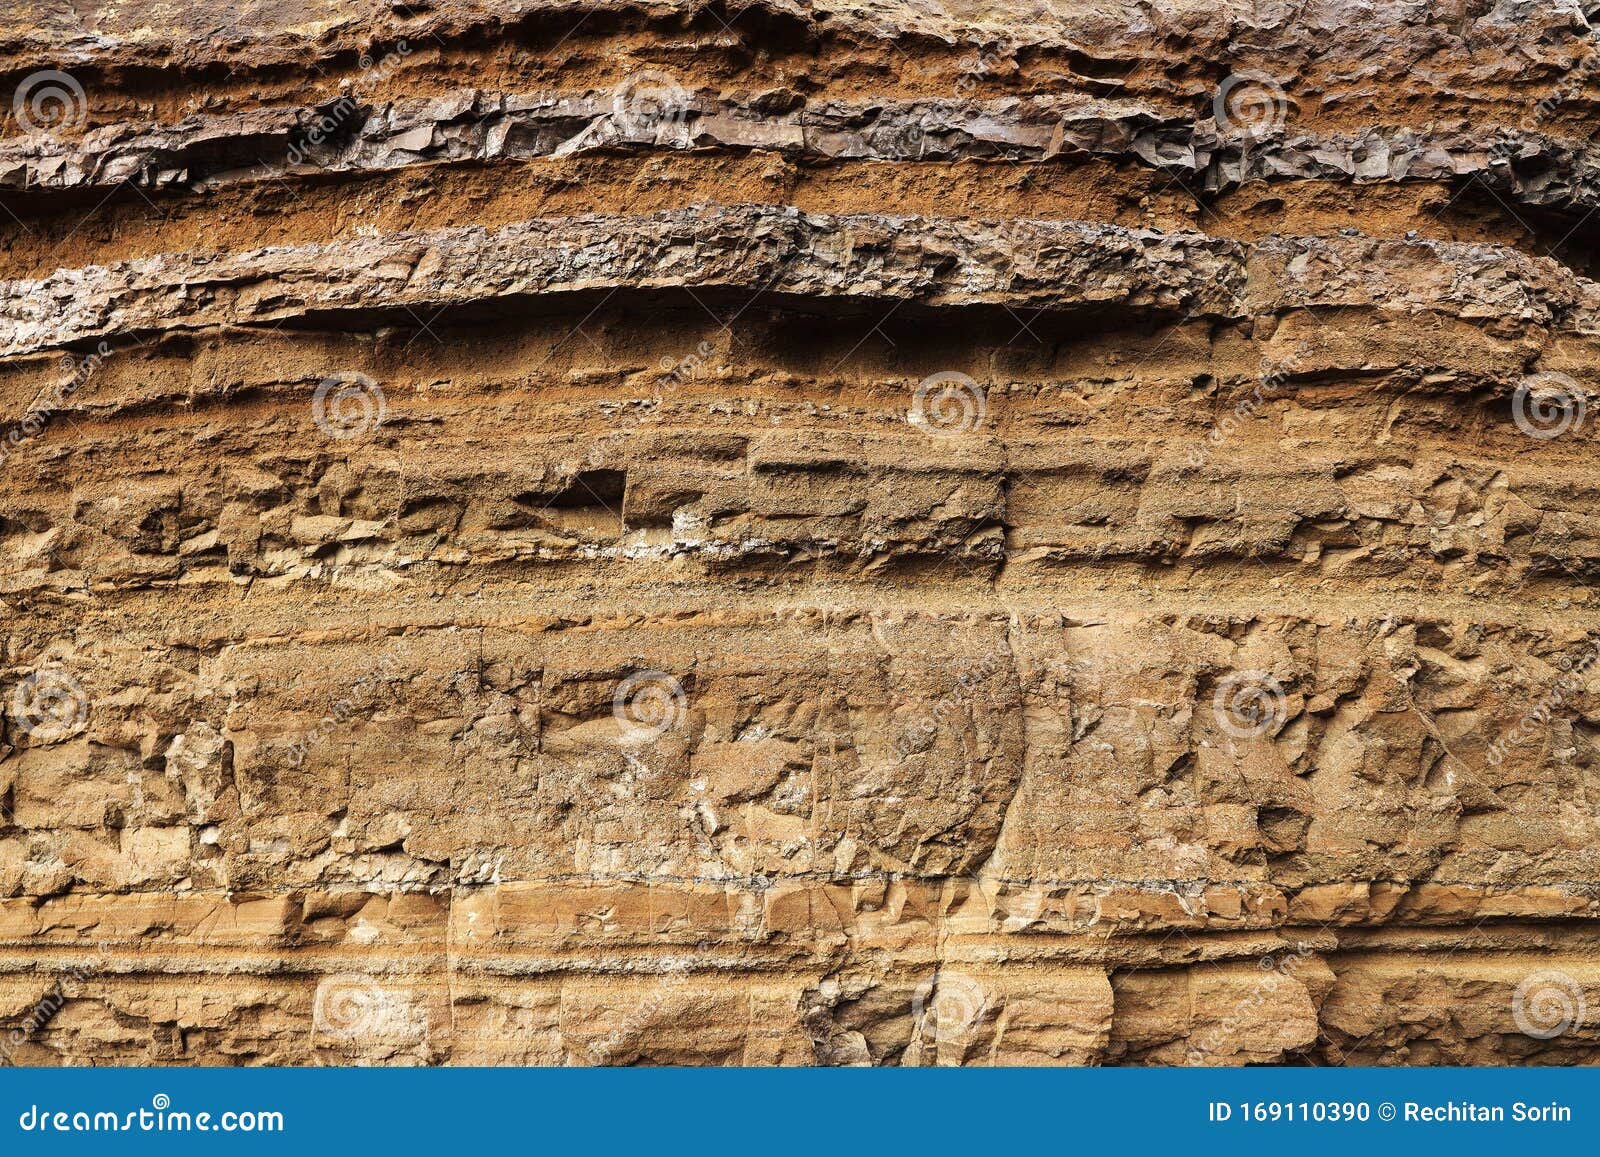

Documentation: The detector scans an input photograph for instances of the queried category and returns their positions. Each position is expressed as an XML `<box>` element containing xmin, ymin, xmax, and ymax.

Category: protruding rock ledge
<box><xmin>0</xmin><ymin>205</ymin><xmax>1589</xmax><ymax>358</ymax></box>
<box><xmin>4</xmin><ymin>91</ymin><xmax>1599</xmax><ymax>222</ymax></box>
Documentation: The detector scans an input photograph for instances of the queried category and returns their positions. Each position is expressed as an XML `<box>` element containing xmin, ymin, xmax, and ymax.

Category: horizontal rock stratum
<box><xmin>2</xmin><ymin>0</ymin><xmax>1600</xmax><ymax>1066</ymax></box>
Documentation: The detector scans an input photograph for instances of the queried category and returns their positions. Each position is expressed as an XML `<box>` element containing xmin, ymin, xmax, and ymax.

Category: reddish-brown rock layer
<box><xmin>2</xmin><ymin>0</ymin><xmax>1600</xmax><ymax>1065</ymax></box>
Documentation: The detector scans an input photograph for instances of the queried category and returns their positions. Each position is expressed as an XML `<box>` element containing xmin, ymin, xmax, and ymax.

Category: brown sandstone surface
<box><xmin>2</xmin><ymin>0</ymin><xmax>1600</xmax><ymax>1065</ymax></box>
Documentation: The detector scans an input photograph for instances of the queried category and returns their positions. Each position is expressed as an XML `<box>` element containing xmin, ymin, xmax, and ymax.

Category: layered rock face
<box><xmin>3</xmin><ymin>0</ymin><xmax>1600</xmax><ymax>1065</ymax></box>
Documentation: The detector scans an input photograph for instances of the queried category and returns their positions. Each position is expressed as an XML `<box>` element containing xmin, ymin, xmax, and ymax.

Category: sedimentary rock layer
<box><xmin>6</xmin><ymin>91</ymin><xmax>1599</xmax><ymax>226</ymax></box>
<box><xmin>1</xmin><ymin>0</ymin><xmax>1599</xmax><ymax>1066</ymax></box>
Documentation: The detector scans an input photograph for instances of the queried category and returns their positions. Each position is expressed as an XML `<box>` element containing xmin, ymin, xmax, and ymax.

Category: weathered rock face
<box><xmin>2</xmin><ymin>0</ymin><xmax>1600</xmax><ymax>1066</ymax></box>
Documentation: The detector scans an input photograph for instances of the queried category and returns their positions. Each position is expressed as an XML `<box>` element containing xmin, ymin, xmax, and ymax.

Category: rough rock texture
<box><xmin>3</xmin><ymin>0</ymin><xmax>1600</xmax><ymax>1066</ymax></box>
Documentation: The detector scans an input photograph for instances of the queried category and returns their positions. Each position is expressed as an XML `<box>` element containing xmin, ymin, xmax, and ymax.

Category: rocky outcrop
<box><xmin>7</xmin><ymin>91</ymin><xmax>1600</xmax><ymax>226</ymax></box>
<box><xmin>2</xmin><ymin>0</ymin><xmax>1600</xmax><ymax>1066</ymax></box>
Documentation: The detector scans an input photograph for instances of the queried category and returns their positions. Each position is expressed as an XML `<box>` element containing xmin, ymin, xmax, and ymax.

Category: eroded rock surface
<box><xmin>2</xmin><ymin>0</ymin><xmax>1600</xmax><ymax>1065</ymax></box>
